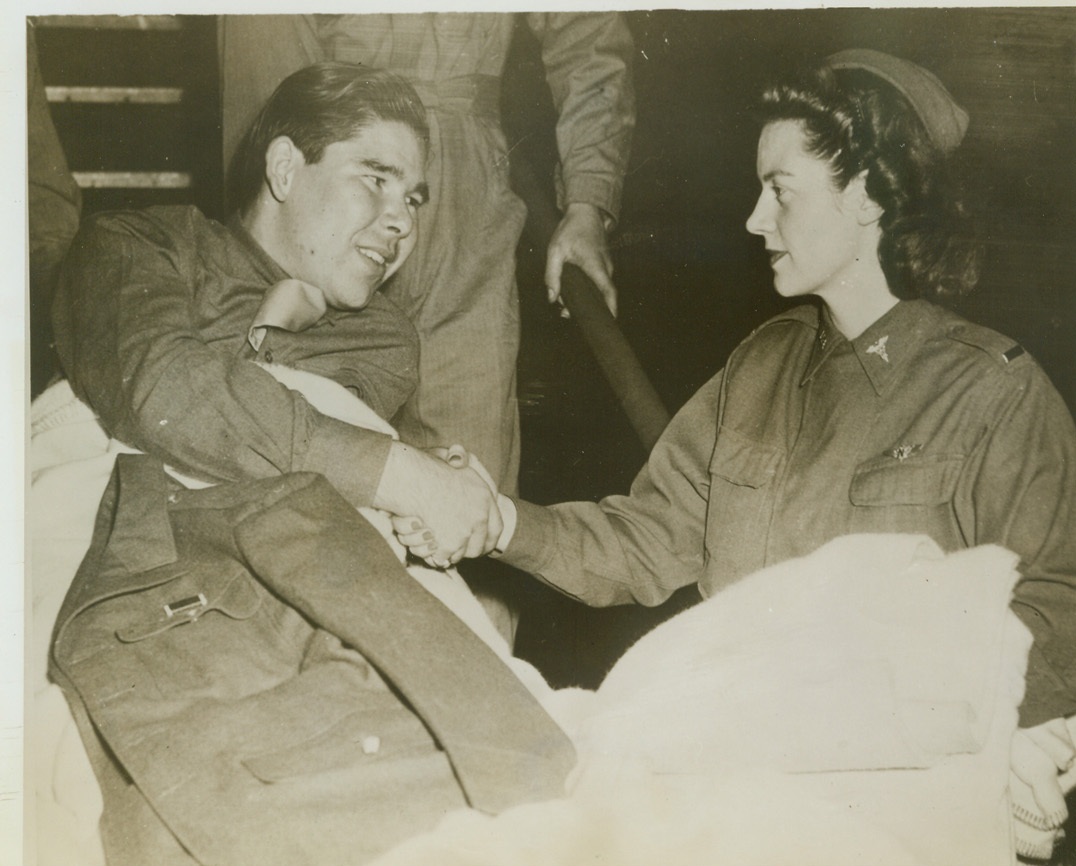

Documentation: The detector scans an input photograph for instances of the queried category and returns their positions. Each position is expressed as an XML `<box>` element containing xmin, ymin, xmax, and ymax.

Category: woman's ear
<box><xmin>848</xmin><ymin>170</ymin><xmax>884</xmax><ymax>226</ymax></box>
<box><xmin>264</xmin><ymin>136</ymin><xmax>303</xmax><ymax>203</ymax></box>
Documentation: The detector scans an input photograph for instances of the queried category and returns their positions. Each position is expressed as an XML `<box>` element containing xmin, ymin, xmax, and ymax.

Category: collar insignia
<box><xmin>866</xmin><ymin>335</ymin><xmax>890</xmax><ymax>363</ymax></box>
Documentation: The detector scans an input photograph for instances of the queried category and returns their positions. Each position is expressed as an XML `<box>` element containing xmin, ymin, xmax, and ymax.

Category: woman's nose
<box><xmin>745</xmin><ymin>194</ymin><xmax>771</xmax><ymax>236</ymax></box>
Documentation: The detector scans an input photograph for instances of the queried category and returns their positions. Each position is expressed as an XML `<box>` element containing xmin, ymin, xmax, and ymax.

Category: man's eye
<box><xmin>406</xmin><ymin>195</ymin><xmax>425</xmax><ymax>209</ymax></box>
<box><xmin>366</xmin><ymin>175</ymin><xmax>386</xmax><ymax>188</ymax></box>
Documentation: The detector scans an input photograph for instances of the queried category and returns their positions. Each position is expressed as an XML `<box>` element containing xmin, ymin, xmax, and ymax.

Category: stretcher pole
<box><xmin>510</xmin><ymin>157</ymin><xmax>672</xmax><ymax>452</ymax></box>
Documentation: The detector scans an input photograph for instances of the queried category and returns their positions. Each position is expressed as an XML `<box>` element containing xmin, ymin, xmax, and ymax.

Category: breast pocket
<box><xmin>849</xmin><ymin>452</ymin><xmax>965</xmax><ymax>543</ymax></box>
<box><xmin>704</xmin><ymin>427</ymin><xmax>784</xmax><ymax>578</ymax></box>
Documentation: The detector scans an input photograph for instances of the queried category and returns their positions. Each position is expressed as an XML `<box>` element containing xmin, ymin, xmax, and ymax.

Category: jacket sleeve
<box><xmin>959</xmin><ymin>359</ymin><xmax>1076</xmax><ymax>726</ymax></box>
<box><xmin>51</xmin><ymin>212</ymin><xmax>392</xmax><ymax>508</ymax></box>
<box><xmin>526</xmin><ymin>12</ymin><xmax>636</xmax><ymax>224</ymax></box>
<box><xmin>501</xmin><ymin>372</ymin><xmax>720</xmax><ymax>607</ymax></box>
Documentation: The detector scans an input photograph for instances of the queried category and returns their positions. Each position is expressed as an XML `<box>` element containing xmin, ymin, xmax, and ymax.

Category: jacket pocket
<box><xmin>704</xmin><ymin>427</ymin><xmax>784</xmax><ymax>581</ymax></box>
<box><xmin>850</xmin><ymin>453</ymin><xmax>964</xmax><ymax>507</ymax></box>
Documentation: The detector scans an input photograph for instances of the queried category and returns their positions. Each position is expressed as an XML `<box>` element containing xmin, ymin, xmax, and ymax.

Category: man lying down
<box><xmin>36</xmin><ymin>60</ymin><xmax>1068</xmax><ymax>866</ymax></box>
<box><xmin>39</xmin><ymin>61</ymin><xmax>574</xmax><ymax>866</ymax></box>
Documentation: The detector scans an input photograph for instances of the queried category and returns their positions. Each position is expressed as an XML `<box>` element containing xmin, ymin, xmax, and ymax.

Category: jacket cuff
<box><xmin>498</xmin><ymin>497</ymin><xmax>558</xmax><ymax>573</ymax></box>
<box><xmin>559</xmin><ymin>172</ymin><xmax>623</xmax><ymax>227</ymax></box>
<box><xmin>300</xmin><ymin>415</ymin><xmax>394</xmax><ymax>508</ymax></box>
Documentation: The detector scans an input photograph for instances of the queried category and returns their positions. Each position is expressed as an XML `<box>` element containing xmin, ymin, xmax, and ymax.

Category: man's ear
<box><xmin>264</xmin><ymin>136</ymin><xmax>303</xmax><ymax>203</ymax></box>
<box><xmin>848</xmin><ymin>170</ymin><xmax>884</xmax><ymax>226</ymax></box>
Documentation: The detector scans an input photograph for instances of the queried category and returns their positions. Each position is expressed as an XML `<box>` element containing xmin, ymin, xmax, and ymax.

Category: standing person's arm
<box><xmin>527</xmin><ymin>12</ymin><xmax>636</xmax><ymax>316</ymax></box>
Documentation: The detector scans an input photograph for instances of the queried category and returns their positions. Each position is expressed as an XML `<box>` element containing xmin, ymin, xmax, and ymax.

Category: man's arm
<box><xmin>527</xmin><ymin>12</ymin><xmax>636</xmax><ymax>314</ymax></box>
<box><xmin>52</xmin><ymin>211</ymin><xmax>394</xmax><ymax>507</ymax></box>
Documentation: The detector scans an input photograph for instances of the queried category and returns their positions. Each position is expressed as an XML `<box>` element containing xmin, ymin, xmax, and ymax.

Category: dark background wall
<box><xmin>32</xmin><ymin>8</ymin><xmax>1076</xmax><ymax>686</ymax></box>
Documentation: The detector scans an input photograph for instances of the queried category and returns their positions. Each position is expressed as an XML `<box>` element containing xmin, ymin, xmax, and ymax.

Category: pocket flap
<box><xmin>850</xmin><ymin>453</ymin><xmax>964</xmax><ymax>506</ymax></box>
<box><xmin>115</xmin><ymin>567</ymin><xmax>262</xmax><ymax>643</ymax></box>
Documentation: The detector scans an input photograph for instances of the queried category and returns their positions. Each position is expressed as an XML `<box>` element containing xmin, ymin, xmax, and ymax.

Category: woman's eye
<box><xmin>771</xmin><ymin>184</ymin><xmax>785</xmax><ymax>203</ymax></box>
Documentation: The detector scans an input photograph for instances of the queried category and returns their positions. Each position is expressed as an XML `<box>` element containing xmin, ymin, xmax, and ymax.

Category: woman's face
<box><xmin>746</xmin><ymin>120</ymin><xmax>873</xmax><ymax>304</ymax></box>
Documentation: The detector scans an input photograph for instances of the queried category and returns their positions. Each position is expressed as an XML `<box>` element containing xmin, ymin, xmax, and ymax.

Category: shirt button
<box><xmin>264</xmin><ymin>349</ymin><xmax>274</xmax><ymax>364</ymax></box>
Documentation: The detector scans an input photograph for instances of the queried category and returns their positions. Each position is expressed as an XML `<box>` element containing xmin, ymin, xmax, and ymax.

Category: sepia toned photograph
<box><xmin>18</xmin><ymin>5</ymin><xmax>1076</xmax><ymax>865</ymax></box>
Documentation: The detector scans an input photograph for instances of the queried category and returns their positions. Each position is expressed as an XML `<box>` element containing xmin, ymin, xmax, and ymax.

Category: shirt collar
<box><xmin>801</xmin><ymin>300</ymin><xmax>935</xmax><ymax>395</ymax></box>
<box><xmin>247</xmin><ymin>279</ymin><xmax>328</xmax><ymax>352</ymax></box>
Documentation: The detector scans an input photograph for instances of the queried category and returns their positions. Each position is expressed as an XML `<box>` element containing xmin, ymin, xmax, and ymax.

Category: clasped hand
<box><xmin>388</xmin><ymin>444</ymin><xmax>501</xmax><ymax>569</ymax></box>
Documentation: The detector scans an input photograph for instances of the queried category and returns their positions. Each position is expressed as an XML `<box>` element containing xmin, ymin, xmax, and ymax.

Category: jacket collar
<box><xmin>801</xmin><ymin>300</ymin><xmax>936</xmax><ymax>395</ymax></box>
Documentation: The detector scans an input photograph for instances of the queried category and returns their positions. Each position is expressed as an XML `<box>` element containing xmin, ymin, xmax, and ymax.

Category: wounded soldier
<box><xmin>36</xmin><ymin>62</ymin><xmax>567</xmax><ymax>866</ymax></box>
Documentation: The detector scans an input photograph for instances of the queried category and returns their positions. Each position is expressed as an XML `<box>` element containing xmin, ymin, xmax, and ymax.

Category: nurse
<box><xmin>404</xmin><ymin>49</ymin><xmax>1076</xmax><ymax>856</ymax></box>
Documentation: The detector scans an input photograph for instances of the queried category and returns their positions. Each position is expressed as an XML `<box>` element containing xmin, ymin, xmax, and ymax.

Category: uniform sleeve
<box><xmin>525</xmin><ymin>12</ymin><xmax>636</xmax><ymax>223</ymax></box>
<box><xmin>958</xmin><ymin>361</ymin><xmax>1076</xmax><ymax>726</ymax></box>
<box><xmin>501</xmin><ymin>372</ymin><xmax>720</xmax><ymax>607</ymax></box>
<box><xmin>52</xmin><ymin>214</ymin><xmax>392</xmax><ymax>508</ymax></box>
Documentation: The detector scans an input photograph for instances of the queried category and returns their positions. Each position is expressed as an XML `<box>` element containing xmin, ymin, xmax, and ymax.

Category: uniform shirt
<box><xmin>52</xmin><ymin>205</ymin><xmax>419</xmax><ymax>508</ymax></box>
<box><xmin>221</xmin><ymin>13</ymin><xmax>635</xmax><ymax>221</ymax></box>
<box><xmin>503</xmin><ymin>299</ymin><xmax>1076</xmax><ymax>726</ymax></box>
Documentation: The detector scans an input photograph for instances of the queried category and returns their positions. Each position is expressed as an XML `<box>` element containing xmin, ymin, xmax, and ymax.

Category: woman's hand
<box><xmin>390</xmin><ymin>444</ymin><xmax>500</xmax><ymax>567</ymax></box>
<box><xmin>1010</xmin><ymin>717</ymin><xmax>1076</xmax><ymax>860</ymax></box>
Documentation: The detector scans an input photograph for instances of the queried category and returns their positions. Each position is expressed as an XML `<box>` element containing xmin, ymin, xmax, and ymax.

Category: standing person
<box><xmin>219</xmin><ymin>13</ymin><xmax>635</xmax><ymax>498</ymax></box>
<box><xmin>404</xmin><ymin>50</ymin><xmax>1076</xmax><ymax>857</ymax></box>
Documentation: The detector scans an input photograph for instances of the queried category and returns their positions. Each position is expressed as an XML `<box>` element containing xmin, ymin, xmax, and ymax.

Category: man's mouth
<box><xmin>358</xmin><ymin>247</ymin><xmax>390</xmax><ymax>267</ymax></box>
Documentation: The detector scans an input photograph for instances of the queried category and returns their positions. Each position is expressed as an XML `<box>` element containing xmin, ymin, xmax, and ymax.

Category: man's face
<box><xmin>276</xmin><ymin>120</ymin><xmax>428</xmax><ymax>310</ymax></box>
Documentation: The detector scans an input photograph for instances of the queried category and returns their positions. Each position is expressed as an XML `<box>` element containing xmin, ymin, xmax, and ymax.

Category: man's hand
<box><xmin>374</xmin><ymin>442</ymin><xmax>502</xmax><ymax>567</ymax></box>
<box><xmin>545</xmin><ymin>202</ymin><xmax>618</xmax><ymax>317</ymax></box>
<box><xmin>390</xmin><ymin>445</ymin><xmax>501</xmax><ymax>568</ymax></box>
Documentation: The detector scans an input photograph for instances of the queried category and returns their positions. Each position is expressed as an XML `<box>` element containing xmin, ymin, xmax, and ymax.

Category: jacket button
<box><xmin>264</xmin><ymin>349</ymin><xmax>274</xmax><ymax>364</ymax></box>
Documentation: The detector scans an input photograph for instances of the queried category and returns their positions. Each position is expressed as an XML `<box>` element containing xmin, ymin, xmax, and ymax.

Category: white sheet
<box><xmin>374</xmin><ymin>534</ymin><xmax>1034</xmax><ymax>866</ymax></box>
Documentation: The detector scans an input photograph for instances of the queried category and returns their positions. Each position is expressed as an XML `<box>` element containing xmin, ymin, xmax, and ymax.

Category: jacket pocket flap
<box><xmin>850</xmin><ymin>453</ymin><xmax>964</xmax><ymax>506</ymax></box>
<box><xmin>115</xmin><ymin>567</ymin><xmax>262</xmax><ymax>643</ymax></box>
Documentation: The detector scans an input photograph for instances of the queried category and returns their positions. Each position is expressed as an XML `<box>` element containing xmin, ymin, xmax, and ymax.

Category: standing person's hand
<box><xmin>374</xmin><ymin>442</ymin><xmax>502</xmax><ymax>567</ymax></box>
<box><xmin>545</xmin><ymin>202</ymin><xmax>618</xmax><ymax>317</ymax></box>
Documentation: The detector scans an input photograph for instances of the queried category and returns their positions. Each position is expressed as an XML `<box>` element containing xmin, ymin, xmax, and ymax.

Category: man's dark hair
<box><xmin>228</xmin><ymin>62</ymin><xmax>429</xmax><ymax>214</ymax></box>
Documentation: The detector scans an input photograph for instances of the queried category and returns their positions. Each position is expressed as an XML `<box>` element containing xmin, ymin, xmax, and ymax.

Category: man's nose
<box><xmin>382</xmin><ymin>197</ymin><xmax>415</xmax><ymax>237</ymax></box>
<box><xmin>745</xmin><ymin>195</ymin><xmax>770</xmax><ymax>236</ymax></box>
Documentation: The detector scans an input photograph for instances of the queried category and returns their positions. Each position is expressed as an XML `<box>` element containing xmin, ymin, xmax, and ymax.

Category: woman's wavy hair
<box><xmin>757</xmin><ymin>64</ymin><xmax>980</xmax><ymax>299</ymax></box>
<box><xmin>229</xmin><ymin>62</ymin><xmax>429</xmax><ymax>215</ymax></box>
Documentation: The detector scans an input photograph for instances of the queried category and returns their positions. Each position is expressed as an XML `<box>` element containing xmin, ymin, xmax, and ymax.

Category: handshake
<box><xmin>373</xmin><ymin>440</ymin><xmax>511</xmax><ymax>569</ymax></box>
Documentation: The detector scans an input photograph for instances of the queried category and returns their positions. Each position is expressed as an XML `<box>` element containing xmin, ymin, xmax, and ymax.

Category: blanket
<box><xmin>374</xmin><ymin>534</ymin><xmax>1033</xmax><ymax>866</ymax></box>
